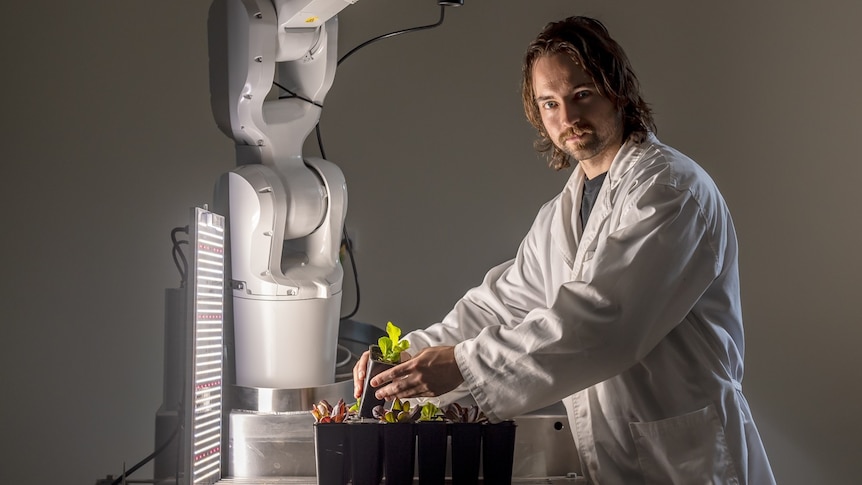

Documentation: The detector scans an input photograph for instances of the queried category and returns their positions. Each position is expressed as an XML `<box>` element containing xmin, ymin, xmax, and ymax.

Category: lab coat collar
<box><xmin>551</xmin><ymin>133</ymin><xmax>659</xmax><ymax>268</ymax></box>
<box><xmin>605</xmin><ymin>132</ymin><xmax>659</xmax><ymax>190</ymax></box>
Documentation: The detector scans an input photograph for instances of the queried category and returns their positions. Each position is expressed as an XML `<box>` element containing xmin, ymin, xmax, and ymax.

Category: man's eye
<box><xmin>574</xmin><ymin>90</ymin><xmax>592</xmax><ymax>100</ymax></box>
<box><xmin>541</xmin><ymin>101</ymin><xmax>557</xmax><ymax>109</ymax></box>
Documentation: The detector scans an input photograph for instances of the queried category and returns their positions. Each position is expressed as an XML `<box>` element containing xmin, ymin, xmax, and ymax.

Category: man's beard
<box><xmin>558</xmin><ymin>125</ymin><xmax>600</xmax><ymax>161</ymax></box>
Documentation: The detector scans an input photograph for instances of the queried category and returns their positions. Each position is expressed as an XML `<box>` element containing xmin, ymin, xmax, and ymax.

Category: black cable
<box><xmin>337</xmin><ymin>5</ymin><xmax>446</xmax><ymax>67</ymax></box>
<box><xmin>273</xmin><ymin>80</ymin><xmax>324</xmax><ymax>107</ymax></box>
<box><xmin>172</xmin><ymin>242</ymin><xmax>188</xmax><ymax>286</ymax></box>
<box><xmin>316</xmin><ymin>123</ymin><xmax>327</xmax><ymax>160</ymax></box>
<box><xmin>341</xmin><ymin>225</ymin><xmax>360</xmax><ymax>320</ymax></box>
<box><xmin>171</xmin><ymin>226</ymin><xmax>189</xmax><ymax>287</ymax></box>
<box><xmin>110</xmin><ymin>410</ymin><xmax>182</xmax><ymax>485</ymax></box>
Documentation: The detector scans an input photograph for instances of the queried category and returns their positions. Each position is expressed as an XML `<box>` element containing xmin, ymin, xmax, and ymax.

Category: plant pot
<box><xmin>449</xmin><ymin>422</ymin><xmax>482</xmax><ymax>485</ymax></box>
<box><xmin>382</xmin><ymin>422</ymin><xmax>416</xmax><ymax>485</ymax></box>
<box><xmin>358</xmin><ymin>345</ymin><xmax>397</xmax><ymax>418</ymax></box>
<box><xmin>349</xmin><ymin>421</ymin><xmax>384</xmax><ymax>485</ymax></box>
<box><xmin>481</xmin><ymin>420</ymin><xmax>517</xmax><ymax>485</ymax></box>
<box><xmin>416</xmin><ymin>420</ymin><xmax>448</xmax><ymax>485</ymax></box>
<box><xmin>314</xmin><ymin>422</ymin><xmax>350</xmax><ymax>485</ymax></box>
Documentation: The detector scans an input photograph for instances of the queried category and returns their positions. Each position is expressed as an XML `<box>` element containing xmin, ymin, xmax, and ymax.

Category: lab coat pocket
<box><xmin>629</xmin><ymin>404</ymin><xmax>740</xmax><ymax>485</ymax></box>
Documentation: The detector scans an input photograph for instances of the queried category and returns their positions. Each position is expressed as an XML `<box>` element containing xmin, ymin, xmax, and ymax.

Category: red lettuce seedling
<box><xmin>443</xmin><ymin>403</ymin><xmax>487</xmax><ymax>423</ymax></box>
<box><xmin>311</xmin><ymin>398</ymin><xmax>349</xmax><ymax>423</ymax></box>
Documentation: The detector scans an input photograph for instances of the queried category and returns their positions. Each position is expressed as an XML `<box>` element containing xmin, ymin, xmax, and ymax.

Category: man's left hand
<box><xmin>370</xmin><ymin>345</ymin><xmax>464</xmax><ymax>401</ymax></box>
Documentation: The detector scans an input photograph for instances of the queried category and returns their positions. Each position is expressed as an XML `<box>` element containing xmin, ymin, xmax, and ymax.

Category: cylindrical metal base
<box><xmin>230</xmin><ymin>379</ymin><xmax>354</xmax><ymax>413</ymax></box>
<box><xmin>227</xmin><ymin>379</ymin><xmax>355</xmax><ymax>478</ymax></box>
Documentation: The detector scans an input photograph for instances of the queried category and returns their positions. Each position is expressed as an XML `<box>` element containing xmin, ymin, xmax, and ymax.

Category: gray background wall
<box><xmin>1</xmin><ymin>1</ymin><xmax>860</xmax><ymax>484</ymax></box>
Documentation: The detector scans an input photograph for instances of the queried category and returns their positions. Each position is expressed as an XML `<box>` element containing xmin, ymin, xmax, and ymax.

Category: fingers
<box><xmin>369</xmin><ymin>361</ymin><xmax>414</xmax><ymax>400</ymax></box>
<box><xmin>374</xmin><ymin>369</ymin><xmax>428</xmax><ymax>401</ymax></box>
<box><xmin>370</xmin><ymin>356</ymin><xmax>419</xmax><ymax>387</ymax></box>
<box><xmin>353</xmin><ymin>350</ymin><xmax>370</xmax><ymax>399</ymax></box>
<box><xmin>364</xmin><ymin>346</ymin><xmax>464</xmax><ymax>401</ymax></box>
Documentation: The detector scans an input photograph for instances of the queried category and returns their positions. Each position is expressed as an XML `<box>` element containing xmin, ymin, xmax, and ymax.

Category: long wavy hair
<box><xmin>521</xmin><ymin>16</ymin><xmax>656</xmax><ymax>171</ymax></box>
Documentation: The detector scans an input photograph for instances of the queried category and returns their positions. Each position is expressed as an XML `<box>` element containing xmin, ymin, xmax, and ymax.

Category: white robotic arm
<box><xmin>209</xmin><ymin>0</ymin><xmax>354</xmax><ymax>389</ymax></box>
<box><xmin>210</xmin><ymin>0</ymin><xmax>354</xmax><ymax>160</ymax></box>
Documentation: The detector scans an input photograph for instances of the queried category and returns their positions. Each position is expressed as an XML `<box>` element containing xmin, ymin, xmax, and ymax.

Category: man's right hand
<box><xmin>352</xmin><ymin>350</ymin><xmax>371</xmax><ymax>399</ymax></box>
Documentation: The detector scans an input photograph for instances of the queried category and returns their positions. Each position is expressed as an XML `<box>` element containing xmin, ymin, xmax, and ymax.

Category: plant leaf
<box><xmin>420</xmin><ymin>402</ymin><xmax>441</xmax><ymax>421</ymax></box>
<box><xmin>407</xmin><ymin>405</ymin><xmax>422</xmax><ymax>422</ymax></box>
<box><xmin>395</xmin><ymin>341</ymin><xmax>410</xmax><ymax>355</ymax></box>
<box><xmin>378</xmin><ymin>336</ymin><xmax>392</xmax><ymax>357</ymax></box>
<box><xmin>386</xmin><ymin>321</ymin><xmax>401</xmax><ymax>342</ymax></box>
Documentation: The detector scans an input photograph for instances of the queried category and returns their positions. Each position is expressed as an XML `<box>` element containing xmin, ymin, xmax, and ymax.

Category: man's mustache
<box><xmin>559</xmin><ymin>125</ymin><xmax>592</xmax><ymax>145</ymax></box>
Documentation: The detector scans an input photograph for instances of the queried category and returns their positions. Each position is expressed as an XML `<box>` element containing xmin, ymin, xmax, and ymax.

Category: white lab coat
<box><xmin>406</xmin><ymin>134</ymin><xmax>775</xmax><ymax>484</ymax></box>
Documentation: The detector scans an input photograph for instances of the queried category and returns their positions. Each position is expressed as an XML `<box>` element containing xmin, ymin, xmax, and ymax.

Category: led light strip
<box><xmin>190</xmin><ymin>208</ymin><xmax>225</xmax><ymax>484</ymax></box>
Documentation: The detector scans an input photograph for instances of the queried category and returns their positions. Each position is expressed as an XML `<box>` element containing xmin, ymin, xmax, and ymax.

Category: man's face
<box><xmin>532</xmin><ymin>53</ymin><xmax>624</xmax><ymax>170</ymax></box>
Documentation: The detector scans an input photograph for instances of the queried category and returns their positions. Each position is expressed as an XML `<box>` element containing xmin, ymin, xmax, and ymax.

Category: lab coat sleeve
<box><xmin>456</xmin><ymin>177</ymin><xmax>725</xmax><ymax>422</ymax></box>
<box><xmin>405</xmin><ymin>202</ymin><xmax>555</xmax><ymax>355</ymax></box>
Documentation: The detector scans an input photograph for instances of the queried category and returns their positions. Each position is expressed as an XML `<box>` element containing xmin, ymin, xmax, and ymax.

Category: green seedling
<box><xmin>373</xmin><ymin>398</ymin><xmax>420</xmax><ymax>423</ymax></box>
<box><xmin>419</xmin><ymin>402</ymin><xmax>443</xmax><ymax>422</ymax></box>
<box><xmin>378</xmin><ymin>321</ymin><xmax>410</xmax><ymax>364</ymax></box>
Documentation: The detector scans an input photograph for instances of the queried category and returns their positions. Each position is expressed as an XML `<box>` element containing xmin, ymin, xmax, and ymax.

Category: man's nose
<box><xmin>560</xmin><ymin>101</ymin><xmax>580</xmax><ymax>127</ymax></box>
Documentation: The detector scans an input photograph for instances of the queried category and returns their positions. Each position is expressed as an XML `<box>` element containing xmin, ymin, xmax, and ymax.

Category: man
<box><xmin>354</xmin><ymin>16</ymin><xmax>775</xmax><ymax>484</ymax></box>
